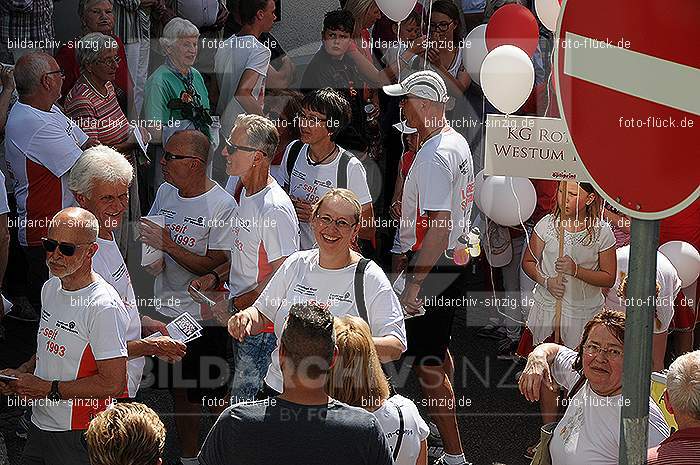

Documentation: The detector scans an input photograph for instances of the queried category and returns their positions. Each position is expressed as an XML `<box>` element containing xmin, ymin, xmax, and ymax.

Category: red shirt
<box><xmin>647</xmin><ymin>427</ymin><xmax>700</xmax><ymax>465</ymax></box>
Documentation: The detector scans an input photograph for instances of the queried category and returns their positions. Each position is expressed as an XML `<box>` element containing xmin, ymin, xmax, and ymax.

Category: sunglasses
<box><xmin>42</xmin><ymin>237</ymin><xmax>93</xmax><ymax>256</ymax></box>
<box><xmin>163</xmin><ymin>151</ymin><xmax>203</xmax><ymax>162</ymax></box>
<box><xmin>224</xmin><ymin>138</ymin><xmax>265</xmax><ymax>156</ymax></box>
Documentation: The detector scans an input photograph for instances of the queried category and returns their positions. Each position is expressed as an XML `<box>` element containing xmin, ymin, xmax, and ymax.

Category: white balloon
<box><xmin>658</xmin><ymin>241</ymin><xmax>700</xmax><ymax>288</ymax></box>
<box><xmin>480</xmin><ymin>45</ymin><xmax>535</xmax><ymax>115</ymax></box>
<box><xmin>535</xmin><ymin>0</ymin><xmax>561</xmax><ymax>32</ymax></box>
<box><xmin>473</xmin><ymin>169</ymin><xmax>487</xmax><ymax>210</ymax></box>
<box><xmin>479</xmin><ymin>176</ymin><xmax>536</xmax><ymax>227</ymax></box>
<box><xmin>376</xmin><ymin>0</ymin><xmax>418</xmax><ymax>22</ymax></box>
<box><xmin>463</xmin><ymin>24</ymin><xmax>488</xmax><ymax>85</ymax></box>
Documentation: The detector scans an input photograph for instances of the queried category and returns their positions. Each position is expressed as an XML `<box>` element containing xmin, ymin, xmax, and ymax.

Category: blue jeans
<box><xmin>230</xmin><ymin>332</ymin><xmax>277</xmax><ymax>403</ymax></box>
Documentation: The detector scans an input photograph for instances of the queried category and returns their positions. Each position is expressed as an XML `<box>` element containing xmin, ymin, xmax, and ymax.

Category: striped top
<box><xmin>112</xmin><ymin>0</ymin><xmax>150</xmax><ymax>44</ymax></box>
<box><xmin>64</xmin><ymin>80</ymin><xmax>130</xmax><ymax>147</ymax></box>
<box><xmin>647</xmin><ymin>427</ymin><xmax>700</xmax><ymax>465</ymax></box>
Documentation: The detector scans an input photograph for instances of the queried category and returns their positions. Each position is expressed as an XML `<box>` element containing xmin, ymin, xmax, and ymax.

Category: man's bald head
<box><xmin>165</xmin><ymin>130</ymin><xmax>211</xmax><ymax>162</ymax></box>
<box><xmin>14</xmin><ymin>52</ymin><xmax>55</xmax><ymax>97</ymax></box>
<box><xmin>49</xmin><ymin>207</ymin><xmax>100</xmax><ymax>244</ymax></box>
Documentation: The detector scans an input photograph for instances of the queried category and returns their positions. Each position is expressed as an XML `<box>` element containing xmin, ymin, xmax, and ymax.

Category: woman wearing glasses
<box><xmin>519</xmin><ymin>309</ymin><xmax>670</xmax><ymax>464</ymax></box>
<box><xmin>64</xmin><ymin>32</ymin><xmax>146</xmax><ymax>258</ymax></box>
<box><xmin>56</xmin><ymin>0</ymin><xmax>132</xmax><ymax>111</ymax></box>
<box><xmin>228</xmin><ymin>188</ymin><xmax>406</xmax><ymax>397</ymax></box>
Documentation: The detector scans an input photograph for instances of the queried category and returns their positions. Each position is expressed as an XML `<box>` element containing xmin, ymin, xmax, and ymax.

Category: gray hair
<box><xmin>667</xmin><ymin>350</ymin><xmax>700</xmax><ymax>420</ymax></box>
<box><xmin>78</xmin><ymin>0</ymin><xmax>113</xmax><ymax>19</ymax></box>
<box><xmin>14</xmin><ymin>52</ymin><xmax>52</xmax><ymax>96</ymax></box>
<box><xmin>69</xmin><ymin>145</ymin><xmax>134</xmax><ymax>197</ymax></box>
<box><xmin>233</xmin><ymin>114</ymin><xmax>279</xmax><ymax>159</ymax></box>
<box><xmin>160</xmin><ymin>18</ymin><xmax>200</xmax><ymax>51</ymax></box>
<box><xmin>76</xmin><ymin>32</ymin><xmax>118</xmax><ymax>71</ymax></box>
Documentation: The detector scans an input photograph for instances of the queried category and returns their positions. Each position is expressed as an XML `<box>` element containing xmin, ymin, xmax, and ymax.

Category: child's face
<box><xmin>322</xmin><ymin>28</ymin><xmax>353</xmax><ymax>58</ymax></box>
<box><xmin>558</xmin><ymin>181</ymin><xmax>593</xmax><ymax>216</ymax></box>
<box><xmin>396</xmin><ymin>18</ymin><xmax>420</xmax><ymax>41</ymax></box>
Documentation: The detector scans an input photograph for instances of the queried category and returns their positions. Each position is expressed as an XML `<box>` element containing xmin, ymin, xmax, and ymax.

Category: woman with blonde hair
<box><xmin>328</xmin><ymin>315</ymin><xmax>429</xmax><ymax>465</ymax></box>
<box><xmin>228</xmin><ymin>189</ymin><xmax>406</xmax><ymax>397</ymax></box>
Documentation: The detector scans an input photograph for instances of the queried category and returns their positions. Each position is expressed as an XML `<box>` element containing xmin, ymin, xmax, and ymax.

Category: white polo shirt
<box><xmin>148</xmin><ymin>182</ymin><xmax>237</xmax><ymax>320</ymax></box>
<box><xmin>4</xmin><ymin>103</ymin><xmax>87</xmax><ymax>246</ymax></box>
<box><xmin>228</xmin><ymin>179</ymin><xmax>299</xmax><ymax>298</ymax></box>
<box><xmin>34</xmin><ymin>275</ymin><xmax>128</xmax><ymax>432</ymax></box>
<box><xmin>93</xmin><ymin>234</ymin><xmax>143</xmax><ymax>397</ymax></box>
<box><xmin>399</xmin><ymin>127</ymin><xmax>474</xmax><ymax>253</ymax></box>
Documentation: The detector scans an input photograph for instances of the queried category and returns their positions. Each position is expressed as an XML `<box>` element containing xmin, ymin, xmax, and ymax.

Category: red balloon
<box><xmin>485</xmin><ymin>4</ymin><xmax>540</xmax><ymax>57</ymax></box>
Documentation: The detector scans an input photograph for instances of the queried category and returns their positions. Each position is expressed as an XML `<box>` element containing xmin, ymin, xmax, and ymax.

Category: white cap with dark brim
<box><xmin>383</xmin><ymin>70</ymin><xmax>449</xmax><ymax>103</ymax></box>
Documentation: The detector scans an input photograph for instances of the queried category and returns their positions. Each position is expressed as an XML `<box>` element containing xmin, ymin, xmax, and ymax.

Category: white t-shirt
<box><xmin>228</xmin><ymin>180</ymin><xmax>299</xmax><ymax>297</ymax></box>
<box><xmin>34</xmin><ymin>276</ymin><xmax>129</xmax><ymax>432</ymax></box>
<box><xmin>528</xmin><ymin>214</ymin><xmax>617</xmax><ymax>347</ymax></box>
<box><xmin>4</xmin><ymin>103</ymin><xmax>87</xmax><ymax>246</ymax></box>
<box><xmin>549</xmin><ymin>347</ymin><xmax>670</xmax><ymax>465</ymax></box>
<box><xmin>279</xmin><ymin>141</ymin><xmax>372</xmax><ymax>250</ymax></box>
<box><xmin>148</xmin><ymin>182</ymin><xmax>237</xmax><ymax>320</ymax></box>
<box><xmin>373</xmin><ymin>395</ymin><xmax>429</xmax><ymax>465</ymax></box>
<box><xmin>93</xmin><ymin>234</ymin><xmax>143</xmax><ymax>397</ymax></box>
<box><xmin>399</xmin><ymin>127</ymin><xmax>474</xmax><ymax>252</ymax></box>
<box><xmin>255</xmin><ymin>249</ymin><xmax>407</xmax><ymax>392</ymax></box>
<box><xmin>214</xmin><ymin>34</ymin><xmax>270</xmax><ymax>138</ymax></box>
<box><xmin>605</xmin><ymin>245</ymin><xmax>681</xmax><ymax>333</ymax></box>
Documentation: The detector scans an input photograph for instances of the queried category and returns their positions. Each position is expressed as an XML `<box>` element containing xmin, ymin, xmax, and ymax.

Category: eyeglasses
<box><xmin>314</xmin><ymin>214</ymin><xmax>357</xmax><ymax>231</ymax></box>
<box><xmin>42</xmin><ymin>237</ymin><xmax>93</xmax><ymax>257</ymax></box>
<box><xmin>224</xmin><ymin>138</ymin><xmax>265</xmax><ymax>156</ymax></box>
<box><xmin>45</xmin><ymin>69</ymin><xmax>65</xmax><ymax>78</ymax></box>
<box><xmin>583</xmin><ymin>343</ymin><xmax>623</xmax><ymax>360</ymax></box>
<box><xmin>429</xmin><ymin>21</ymin><xmax>453</xmax><ymax>33</ymax></box>
<box><xmin>163</xmin><ymin>151</ymin><xmax>204</xmax><ymax>162</ymax></box>
<box><xmin>96</xmin><ymin>56</ymin><xmax>121</xmax><ymax>67</ymax></box>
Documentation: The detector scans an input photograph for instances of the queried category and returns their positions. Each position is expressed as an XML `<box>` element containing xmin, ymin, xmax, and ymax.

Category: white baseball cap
<box><xmin>383</xmin><ymin>70</ymin><xmax>449</xmax><ymax>103</ymax></box>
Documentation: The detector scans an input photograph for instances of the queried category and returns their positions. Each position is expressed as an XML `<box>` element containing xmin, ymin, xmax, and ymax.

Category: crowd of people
<box><xmin>0</xmin><ymin>0</ymin><xmax>698</xmax><ymax>464</ymax></box>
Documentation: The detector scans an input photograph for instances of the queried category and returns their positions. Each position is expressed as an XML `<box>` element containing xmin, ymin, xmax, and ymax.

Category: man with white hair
<box><xmin>0</xmin><ymin>207</ymin><xmax>128</xmax><ymax>465</ymax></box>
<box><xmin>384</xmin><ymin>70</ymin><xmax>475</xmax><ymax>465</ymax></box>
<box><xmin>648</xmin><ymin>350</ymin><xmax>700</xmax><ymax>463</ymax></box>
<box><xmin>69</xmin><ymin>145</ymin><xmax>186</xmax><ymax>400</ymax></box>
<box><xmin>4</xmin><ymin>52</ymin><xmax>98</xmax><ymax>317</ymax></box>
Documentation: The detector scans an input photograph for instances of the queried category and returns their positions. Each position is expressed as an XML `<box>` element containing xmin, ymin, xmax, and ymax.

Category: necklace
<box><xmin>307</xmin><ymin>145</ymin><xmax>338</xmax><ymax>166</ymax></box>
<box><xmin>83</xmin><ymin>74</ymin><xmax>108</xmax><ymax>99</ymax></box>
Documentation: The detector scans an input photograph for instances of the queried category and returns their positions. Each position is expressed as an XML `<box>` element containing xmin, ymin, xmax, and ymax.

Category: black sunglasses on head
<box><xmin>42</xmin><ymin>237</ymin><xmax>93</xmax><ymax>256</ymax></box>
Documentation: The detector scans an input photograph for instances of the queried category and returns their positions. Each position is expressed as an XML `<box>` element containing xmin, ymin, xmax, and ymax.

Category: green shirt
<box><xmin>143</xmin><ymin>64</ymin><xmax>211</xmax><ymax>136</ymax></box>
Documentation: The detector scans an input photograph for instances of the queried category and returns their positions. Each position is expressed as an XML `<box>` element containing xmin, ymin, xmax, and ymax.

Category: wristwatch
<box><xmin>48</xmin><ymin>380</ymin><xmax>62</xmax><ymax>401</ymax></box>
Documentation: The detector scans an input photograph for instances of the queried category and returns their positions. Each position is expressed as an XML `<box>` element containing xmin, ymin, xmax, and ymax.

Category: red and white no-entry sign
<box><xmin>555</xmin><ymin>0</ymin><xmax>700</xmax><ymax>219</ymax></box>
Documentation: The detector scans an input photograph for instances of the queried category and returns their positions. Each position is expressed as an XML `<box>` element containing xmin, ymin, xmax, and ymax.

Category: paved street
<box><xmin>1</xmin><ymin>255</ymin><xmax>542</xmax><ymax>465</ymax></box>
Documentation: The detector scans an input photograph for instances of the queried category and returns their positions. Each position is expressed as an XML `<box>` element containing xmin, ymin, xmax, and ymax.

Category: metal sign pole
<box><xmin>619</xmin><ymin>218</ymin><xmax>659</xmax><ymax>465</ymax></box>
